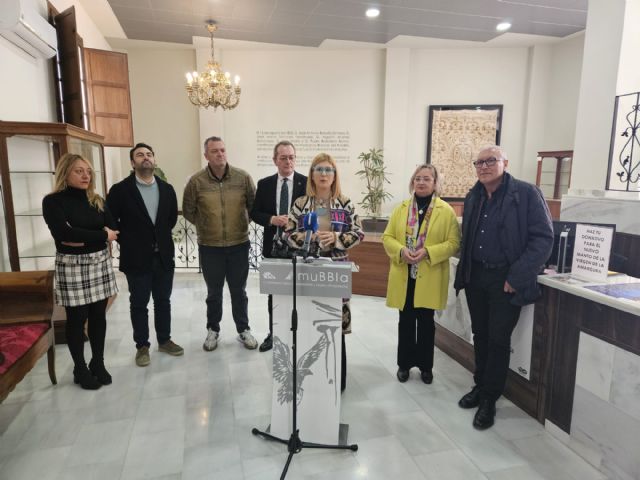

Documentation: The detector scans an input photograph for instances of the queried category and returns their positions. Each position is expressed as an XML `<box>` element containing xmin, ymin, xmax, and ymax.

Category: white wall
<box><xmin>542</xmin><ymin>33</ymin><xmax>585</xmax><ymax>151</ymax></box>
<box><xmin>197</xmin><ymin>48</ymin><xmax>386</xmax><ymax>206</ymax></box>
<box><xmin>120</xmin><ymin>38</ymin><xmax>588</xmax><ymax>216</ymax></box>
<box><xmin>572</xmin><ymin>0</ymin><xmax>625</xmax><ymax>191</ymax></box>
<box><xmin>124</xmin><ymin>48</ymin><xmax>200</xmax><ymax>204</ymax></box>
<box><xmin>406</xmin><ymin>47</ymin><xmax>532</xmax><ymax>191</ymax></box>
<box><xmin>0</xmin><ymin>0</ymin><xmax>56</xmax><ymax>122</ymax></box>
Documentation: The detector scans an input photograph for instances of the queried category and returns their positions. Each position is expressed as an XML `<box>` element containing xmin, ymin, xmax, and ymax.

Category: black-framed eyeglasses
<box><xmin>313</xmin><ymin>166</ymin><xmax>336</xmax><ymax>175</ymax></box>
<box><xmin>472</xmin><ymin>157</ymin><xmax>499</xmax><ymax>168</ymax></box>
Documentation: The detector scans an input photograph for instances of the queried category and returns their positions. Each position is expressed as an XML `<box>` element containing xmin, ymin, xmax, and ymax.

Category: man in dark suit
<box><xmin>250</xmin><ymin>140</ymin><xmax>307</xmax><ymax>352</ymax></box>
<box><xmin>107</xmin><ymin>142</ymin><xmax>183</xmax><ymax>367</ymax></box>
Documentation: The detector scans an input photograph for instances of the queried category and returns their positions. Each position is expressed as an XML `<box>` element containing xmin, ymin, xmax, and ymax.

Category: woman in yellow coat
<box><xmin>383</xmin><ymin>164</ymin><xmax>460</xmax><ymax>384</ymax></box>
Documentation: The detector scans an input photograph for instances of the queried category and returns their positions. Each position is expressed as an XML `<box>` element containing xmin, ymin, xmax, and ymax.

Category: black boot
<box><xmin>458</xmin><ymin>385</ymin><xmax>481</xmax><ymax>409</ymax></box>
<box><xmin>473</xmin><ymin>398</ymin><xmax>496</xmax><ymax>430</ymax></box>
<box><xmin>420</xmin><ymin>370</ymin><xmax>433</xmax><ymax>384</ymax></box>
<box><xmin>89</xmin><ymin>358</ymin><xmax>112</xmax><ymax>385</ymax></box>
<box><xmin>73</xmin><ymin>365</ymin><xmax>101</xmax><ymax>390</ymax></box>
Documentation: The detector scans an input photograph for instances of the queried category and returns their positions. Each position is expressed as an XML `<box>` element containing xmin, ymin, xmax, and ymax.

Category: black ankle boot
<box><xmin>473</xmin><ymin>398</ymin><xmax>496</xmax><ymax>430</ymax></box>
<box><xmin>73</xmin><ymin>365</ymin><xmax>101</xmax><ymax>390</ymax></box>
<box><xmin>89</xmin><ymin>359</ymin><xmax>112</xmax><ymax>385</ymax></box>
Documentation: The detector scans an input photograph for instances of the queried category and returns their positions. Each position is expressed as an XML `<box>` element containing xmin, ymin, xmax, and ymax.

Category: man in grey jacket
<box><xmin>183</xmin><ymin>136</ymin><xmax>257</xmax><ymax>352</ymax></box>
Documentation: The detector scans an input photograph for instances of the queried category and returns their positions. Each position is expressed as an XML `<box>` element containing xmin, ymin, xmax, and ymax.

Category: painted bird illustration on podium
<box><xmin>272</xmin><ymin>333</ymin><xmax>329</xmax><ymax>405</ymax></box>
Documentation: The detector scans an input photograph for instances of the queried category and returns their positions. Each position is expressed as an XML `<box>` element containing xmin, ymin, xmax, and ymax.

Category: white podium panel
<box><xmin>260</xmin><ymin>258</ymin><xmax>352</xmax><ymax>445</ymax></box>
<box><xmin>270</xmin><ymin>295</ymin><xmax>342</xmax><ymax>444</ymax></box>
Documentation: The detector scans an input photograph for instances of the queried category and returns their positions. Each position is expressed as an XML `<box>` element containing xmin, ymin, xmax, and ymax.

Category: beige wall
<box><xmin>120</xmin><ymin>38</ymin><xmax>587</xmax><ymax>215</ymax></box>
<box><xmin>123</xmin><ymin>48</ymin><xmax>200</xmax><ymax>205</ymax></box>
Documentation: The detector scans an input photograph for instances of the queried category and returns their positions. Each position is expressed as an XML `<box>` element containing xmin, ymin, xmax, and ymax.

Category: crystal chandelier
<box><xmin>185</xmin><ymin>23</ymin><xmax>241</xmax><ymax>110</ymax></box>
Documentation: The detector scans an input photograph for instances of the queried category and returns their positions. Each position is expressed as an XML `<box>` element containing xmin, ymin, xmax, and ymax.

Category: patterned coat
<box><xmin>285</xmin><ymin>194</ymin><xmax>364</xmax><ymax>334</ymax></box>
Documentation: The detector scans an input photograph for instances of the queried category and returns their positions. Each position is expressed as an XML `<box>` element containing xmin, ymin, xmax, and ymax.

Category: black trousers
<box><xmin>397</xmin><ymin>276</ymin><xmax>435</xmax><ymax>372</ymax></box>
<box><xmin>200</xmin><ymin>242</ymin><xmax>250</xmax><ymax>333</ymax></box>
<box><xmin>464</xmin><ymin>263</ymin><xmax>521</xmax><ymax>402</ymax></box>
<box><xmin>125</xmin><ymin>254</ymin><xmax>174</xmax><ymax>349</ymax></box>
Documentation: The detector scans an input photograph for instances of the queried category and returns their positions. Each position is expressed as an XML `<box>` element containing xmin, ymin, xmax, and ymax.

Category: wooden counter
<box><xmin>349</xmin><ymin>234</ymin><xmax>388</xmax><ymax>297</ymax></box>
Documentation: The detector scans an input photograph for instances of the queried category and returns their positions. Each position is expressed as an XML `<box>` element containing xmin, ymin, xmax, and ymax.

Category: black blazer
<box><xmin>250</xmin><ymin>171</ymin><xmax>307</xmax><ymax>257</ymax></box>
<box><xmin>106</xmin><ymin>174</ymin><xmax>178</xmax><ymax>273</ymax></box>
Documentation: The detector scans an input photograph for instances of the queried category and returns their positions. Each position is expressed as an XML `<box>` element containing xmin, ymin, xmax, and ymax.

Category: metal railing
<box><xmin>111</xmin><ymin>214</ymin><xmax>265</xmax><ymax>271</ymax></box>
<box><xmin>607</xmin><ymin>91</ymin><xmax>640</xmax><ymax>191</ymax></box>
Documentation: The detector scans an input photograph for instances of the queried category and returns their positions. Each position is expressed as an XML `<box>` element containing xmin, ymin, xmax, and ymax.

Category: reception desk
<box><xmin>436</xmin><ymin>260</ymin><xmax>640</xmax><ymax>480</ymax></box>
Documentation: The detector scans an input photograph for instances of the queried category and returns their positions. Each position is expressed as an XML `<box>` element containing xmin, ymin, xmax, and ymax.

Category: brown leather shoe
<box><xmin>159</xmin><ymin>340</ymin><xmax>184</xmax><ymax>356</ymax></box>
<box><xmin>135</xmin><ymin>346</ymin><xmax>151</xmax><ymax>367</ymax></box>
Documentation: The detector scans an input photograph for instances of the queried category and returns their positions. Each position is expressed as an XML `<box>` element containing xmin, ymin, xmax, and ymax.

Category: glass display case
<box><xmin>0</xmin><ymin>121</ymin><xmax>106</xmax><ymax>271</ymax></box>
<box><xmin>536</xmin><ymin>150</ymin><xmax>573</xmax><ymax>199</ymax></box>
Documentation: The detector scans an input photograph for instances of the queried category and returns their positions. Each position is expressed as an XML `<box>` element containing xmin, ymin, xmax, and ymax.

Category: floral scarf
<box><xmin>405</xmin><ymin>195</ymin><xmax>435</xmax><ymax>279</ymax></box>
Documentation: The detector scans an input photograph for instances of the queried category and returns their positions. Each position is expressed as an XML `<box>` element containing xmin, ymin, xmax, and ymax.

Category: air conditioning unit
<box><xmin>0</xmin><ymin>0</ymin><xmax>58</xmax><ymax>59</ymax></box>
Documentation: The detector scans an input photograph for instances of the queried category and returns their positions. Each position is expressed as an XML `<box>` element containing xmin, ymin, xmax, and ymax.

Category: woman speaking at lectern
<box><xmin>383</xmin><ymin>164</ymin><xmax>460</xmax><ymax>385</ymax></box>
<box><xmin>285</xmin><ymin>153</ymin><xmax>364</xmax><ymax>392</ymax></box>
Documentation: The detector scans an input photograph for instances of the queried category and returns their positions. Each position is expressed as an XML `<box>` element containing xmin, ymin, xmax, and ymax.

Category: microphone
<box><xmin>301</xmin><ymin>212</ymin><xmax>318</xmax><ymax>259</ymax></box>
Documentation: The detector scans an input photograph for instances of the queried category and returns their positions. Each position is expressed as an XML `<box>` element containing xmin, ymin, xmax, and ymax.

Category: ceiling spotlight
<box><xmin>366</xmin><ymin>8</ymin><xmax>380</xmax><ymax>18</ymax></box>
<box><xmin>496</xmin><ymin>21</ymin><xmax>512</xmax><ymax>32</ymax></box>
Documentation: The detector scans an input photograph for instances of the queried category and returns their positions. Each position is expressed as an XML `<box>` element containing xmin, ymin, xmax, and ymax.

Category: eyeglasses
<box><xmin>313</xmin><ymin>166</ymin><xmax>336</xmax><ymax>175</ymax></box>
<box><xmin>472</xmin><ymin>157</ymin><xmax>499</xmax><ymax>168</ymax></box>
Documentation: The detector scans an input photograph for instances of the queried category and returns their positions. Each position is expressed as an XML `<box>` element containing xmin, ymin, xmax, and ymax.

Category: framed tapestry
<box><xmin>427</xmin><ymin>105</ymin><xmax>503</xmax><ymax>199</ymax></box>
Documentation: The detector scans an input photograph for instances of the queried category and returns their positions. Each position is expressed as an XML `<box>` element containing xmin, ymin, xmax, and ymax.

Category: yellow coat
<box><xmin>383</xmin><ymin>197</ymin><xmax>460</xmax><ymax>311</ymax></box>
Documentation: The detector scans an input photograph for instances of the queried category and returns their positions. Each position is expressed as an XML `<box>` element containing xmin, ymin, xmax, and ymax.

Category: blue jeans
<box><xmin>199</xmin><ymin>242</ymin><xmax>250</xmax><ymax>333</ymax></box>
<box><xmin>125</xmin><ymin>254</ymin><xmax>174</xmax><ymax>348</ymax></box>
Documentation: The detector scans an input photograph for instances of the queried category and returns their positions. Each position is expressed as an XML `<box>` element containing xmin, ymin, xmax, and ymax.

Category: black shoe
<box><xmin>420</xmin><ymin>370</ymin><xmax>433</xmax><ymax>384</ymax></box>
<box><xmin>473</xmin><ymin>399</ymin><xmax>496</xmax><ymax>430</ymax></box>
<box><xmin>259</xmin><ymin>333</ymin><xmax>273</xmax><ymax>352</ymax></box>
<box><xmin>73</xmin><ymin>366</ymin><xmax>101</xmax><ymax>390</ymax></box>
<box><xmin>396</xmin><ymin>368</ymin><xmax>410</xmax><ymax>383</ymax></box>
<box><xmin>89</xmin><ymin>359</ymin><xmax>112</xmax><ymax>385</ymax></box>
<box><xmin>458</xmin><ymin>385</ymin><xmax>481</xmax><ymax>409</ymax></box>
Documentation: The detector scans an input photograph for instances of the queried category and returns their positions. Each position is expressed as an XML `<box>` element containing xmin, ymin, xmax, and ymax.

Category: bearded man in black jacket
<box><xmin>107</xmin><ymin>142</ymin><xmax>183</xmax><ymax>367</ymax></box>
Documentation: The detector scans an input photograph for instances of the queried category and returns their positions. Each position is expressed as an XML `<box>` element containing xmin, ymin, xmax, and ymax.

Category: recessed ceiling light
<box><xmin>496</xmin><ymin>21</ymin><xmax>512</xmax><ymax>32</ymax></box>
<box><xmin>366</xmin><ymin>8</ymin><xmax>380</xmax><ymax>18</ymax></box>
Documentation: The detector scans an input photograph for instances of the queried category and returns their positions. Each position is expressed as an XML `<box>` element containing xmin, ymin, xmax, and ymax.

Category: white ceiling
<box><xmin>103</xmin><ymin>0</ymin><xmax>587</xmax><ymax>48</ymax></box>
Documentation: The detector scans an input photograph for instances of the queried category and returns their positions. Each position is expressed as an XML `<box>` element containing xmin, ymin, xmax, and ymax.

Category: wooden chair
<box><xmin>0</xmin><ymin>270</ymin><xmax>57</xmax><ymax>403</ymax></box>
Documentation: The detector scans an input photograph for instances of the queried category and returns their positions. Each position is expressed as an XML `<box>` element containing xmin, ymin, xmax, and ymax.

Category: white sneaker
<box><xmin>238</xmin><ymin>329</ymin><xmax>258</xmax><ymax>350</ymax></box>
<box><xmin>203</xmin><ymin>328</ymin><xmax>219</xmax><ymax>351</ymax></box>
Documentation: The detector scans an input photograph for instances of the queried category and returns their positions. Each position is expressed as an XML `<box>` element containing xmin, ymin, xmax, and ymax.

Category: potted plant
<box><xmin>355</xmin><ymin>148</ymin><xmax>392</xmax><ymax>233</ymax></box>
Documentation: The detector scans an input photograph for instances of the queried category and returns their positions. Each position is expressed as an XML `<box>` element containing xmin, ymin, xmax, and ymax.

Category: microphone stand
<box><xmin>252</xmin><ymin>254</ymin><xmax>358</xmax><ymax>480</ymax></box>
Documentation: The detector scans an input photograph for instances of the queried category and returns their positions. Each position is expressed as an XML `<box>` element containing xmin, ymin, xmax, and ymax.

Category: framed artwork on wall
<box><xmin>427</xmin><ymin>104</ymin><xmax>503</xmax><ymax>199</ymax></box>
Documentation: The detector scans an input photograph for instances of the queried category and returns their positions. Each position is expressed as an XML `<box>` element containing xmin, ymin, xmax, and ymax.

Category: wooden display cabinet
<box><xmin>0</xmin><ymin>121</ymin><xmax>106</xmax><ymax>272</ymax></box>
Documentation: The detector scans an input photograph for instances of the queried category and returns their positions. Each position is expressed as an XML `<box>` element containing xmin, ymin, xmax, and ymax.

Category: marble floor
<box><xmin>0</xmin><ymin>272</ymin><xmax>606</xmax><ymax>480</ymax></box>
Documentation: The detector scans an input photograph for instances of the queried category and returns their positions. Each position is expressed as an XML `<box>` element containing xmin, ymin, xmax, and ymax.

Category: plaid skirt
<box><xmin>54</xmin><ymin>248</ymin><xmax>118</xmax><ymax>307</ymax></box>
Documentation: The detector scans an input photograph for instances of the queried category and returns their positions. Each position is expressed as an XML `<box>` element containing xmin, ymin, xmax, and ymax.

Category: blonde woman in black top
<box><xmin>43</xmin><ymin>153</ymin><xmax>119</xmax><ymax>390</ymax></box>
